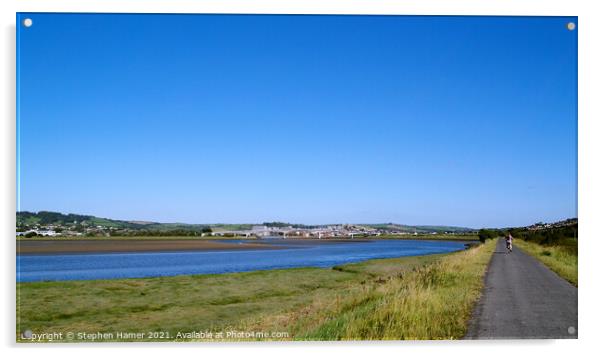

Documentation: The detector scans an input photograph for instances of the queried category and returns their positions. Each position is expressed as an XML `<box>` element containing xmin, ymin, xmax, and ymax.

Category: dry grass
<box><xmin>241</xmin><ymin>240</ymin><xmax>496</xmax><ymax>340</ymax></box>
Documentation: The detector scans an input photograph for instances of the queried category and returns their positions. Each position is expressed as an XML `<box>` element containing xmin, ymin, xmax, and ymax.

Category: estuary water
<box><xmin>17</xmin><ymin>239</ymin><xmax>467</xmax><ymax>282</ymax></box>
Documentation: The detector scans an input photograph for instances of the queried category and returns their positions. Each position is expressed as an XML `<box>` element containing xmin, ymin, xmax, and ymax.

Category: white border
<box><xmin>0</xmin><ymin>0</ymin><xmax>586</xmax><ymax>16</ymax></box>
<box><xmin>2</xmin><ymin>1</ymin><xmax>601</xmax><ymax>356</ymax></box>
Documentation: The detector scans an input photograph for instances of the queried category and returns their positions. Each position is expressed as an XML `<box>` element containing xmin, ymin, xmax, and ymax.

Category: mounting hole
<box><xmin>567</xmin><ymin>22</ymin><xmax>576</xmax><ymax>31</ymax></box>
<box><xmin>568</xmin><ymin>326</ymin><xmax>576</xmax><ymax>334</ymax></box>
<box><xmin>22</xmin><ymin>18</ymin><xmax>33</xmax><ymax>28</ymax></box>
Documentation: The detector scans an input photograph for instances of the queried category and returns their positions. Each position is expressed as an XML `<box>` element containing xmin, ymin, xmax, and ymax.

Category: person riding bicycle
<box><xmin>506</xmin><ymin>233</ymin><xmax>513</xmax><ymax>253</ymax></box>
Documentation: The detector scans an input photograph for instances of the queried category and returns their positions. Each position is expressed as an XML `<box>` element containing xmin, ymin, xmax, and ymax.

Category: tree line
<box><xmin>478</xmin><ymin>224</ymin><xmax>578</xmax><ymax>247</ymax></box>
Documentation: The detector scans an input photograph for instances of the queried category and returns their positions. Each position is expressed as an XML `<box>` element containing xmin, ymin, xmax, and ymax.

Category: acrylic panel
<box><xmin>16</xmin><ymin>13</ymin><xmax>578</xmax><ymax>342</ymax></box>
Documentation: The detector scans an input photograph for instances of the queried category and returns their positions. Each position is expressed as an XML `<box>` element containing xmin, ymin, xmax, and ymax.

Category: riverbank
<box><xmin>250</xmin><ymin>238</ymin><xmax>496</xmax><ymax>340</ymax></box>
<box><xmin>17</xmin><ymin>239</ymin><xmax>285</xmax><ymax>255</ymax></box>
<box><xmin>17</xmin><ymin>239</ymin><xmax>495</xmax><ymax>342</ymax></box>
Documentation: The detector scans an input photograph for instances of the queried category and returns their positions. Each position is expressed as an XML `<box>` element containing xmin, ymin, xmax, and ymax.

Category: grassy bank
<box><xmin>514</xmin><ymin>239</ymin><xmax>577</xmax><ymax>286</ymax></box>
<box><xmin>17</xmin><ymin>241</ymin><xmax>495</xmax><ymax>342</ymax></box>
<box><xmin>243</xmin><ymin>239</ymin><xmax>496</xmax><ymax>340</ymax></box>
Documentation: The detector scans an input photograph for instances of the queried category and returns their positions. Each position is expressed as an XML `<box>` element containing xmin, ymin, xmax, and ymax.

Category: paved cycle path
<box><xmin>465</xmin><ymin>238</ymin><xmax>577</xmax><ymax>339</ymax></box>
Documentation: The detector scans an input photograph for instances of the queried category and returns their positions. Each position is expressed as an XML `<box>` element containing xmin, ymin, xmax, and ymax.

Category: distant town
<box><xmin>525</xmin><ymin>218</ymin><xmax>578</xmax><ymax>231</ymax></box>
<box><xmin>17</xmin><ymin>223</ymin><xmax>425</xmax><ymax>239</ymax></box>
<box><xmin>16</xmin><ymin>211</ymin><xmax>577</xmax><ymax>240</ymax></box>
<box><xmin>16</xmin><ymin>211</ymin><xmax>476</xmax><ymax>238</ymax></box>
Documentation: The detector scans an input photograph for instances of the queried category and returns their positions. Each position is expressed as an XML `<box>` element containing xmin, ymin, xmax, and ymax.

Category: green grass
<box><xmin>17</xmin><ymin>268</ymin><xmax>354</xmax><ymax>339</ymax></box>
<box><xmin>241</xmin><ymin>239</ymin><xmax>496</xmax><ymax>340</ymax></box>
<box><xmin>87</xmin><ymin>217</ymin><xmax>125</xmax><ymax>228</ymax></box>
<box><xmin>209</xmin><ymin>224</ymin><xmax>254</xmax><ymax>232</ymax></box>
<box><xmin>514</xmin><ymin>239</ymin><xmax>578</xmax><ymax>286</ymax></box>
<box><xmin>17</xmin><ymin>242</ymin><xmax>495</xmax><ymax>342</ymax></box>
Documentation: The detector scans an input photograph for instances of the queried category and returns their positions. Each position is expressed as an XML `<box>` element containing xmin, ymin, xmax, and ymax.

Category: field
<box><xmin>17</xmin><ymin>239</ymin><xmax>495</xmax><ymax>342</ymax></box>
<box><xmin>513</xmin><ymin>239</ymin><xmax>578</xmax><ymax>286</ymax></box>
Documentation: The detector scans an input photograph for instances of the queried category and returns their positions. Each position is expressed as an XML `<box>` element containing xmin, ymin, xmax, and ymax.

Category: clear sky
<box><xmin>17</xmin><ymin>14</ymin><xmax>577</xmax><ymax>228</ymax></box>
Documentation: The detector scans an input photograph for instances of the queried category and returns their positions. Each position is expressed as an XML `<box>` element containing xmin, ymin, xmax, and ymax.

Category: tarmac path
<box><xmin>465</xmin><ymin>238</ymin><xmax>577</xmax><ymax>339</ymax></box>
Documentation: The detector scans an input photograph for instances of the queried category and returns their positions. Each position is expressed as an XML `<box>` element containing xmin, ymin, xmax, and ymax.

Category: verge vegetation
<box><xmin>510</xmin><ymin>223</ymin><xmax>577</xmax><ymax>286</ymax></box>
<box><xmin>513</xmin><ymin>239</ymin><xmax>577</xmax><ymax>286</ymax></box>
<box><xmin>242</xmin><ymin>239</ymin><xmax>496</xmax><ymax>340</ymax></box>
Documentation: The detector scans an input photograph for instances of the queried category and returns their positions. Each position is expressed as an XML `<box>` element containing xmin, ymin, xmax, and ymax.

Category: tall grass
<box><xmin>513</xmin><ymin>239</ymin><xmax>577</xmax><ymax>286</ymax></box>
<box><xmin>243</xmin><ymin>239</ymin><xmax>496</xmax><ymax>340</ymax></box>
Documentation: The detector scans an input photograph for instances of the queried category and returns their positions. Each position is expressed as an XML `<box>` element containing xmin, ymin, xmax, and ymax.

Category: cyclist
<box><xmin>505</xmin><ymin>233</ymin><xmax>513</xmax><ymax>253</ymax></box>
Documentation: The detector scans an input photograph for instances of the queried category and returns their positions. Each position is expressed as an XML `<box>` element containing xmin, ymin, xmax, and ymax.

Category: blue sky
<box><xmin>17</xmin><ymin>14</ymin><xmax>577</xmax><ymax>228</ymax></box>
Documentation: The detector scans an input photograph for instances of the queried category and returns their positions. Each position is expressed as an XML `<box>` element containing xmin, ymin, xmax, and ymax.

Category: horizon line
<box><xmin>16</xmin><ymin>210</ymin><xmax>578</xmax><ymax>230</ymax></box>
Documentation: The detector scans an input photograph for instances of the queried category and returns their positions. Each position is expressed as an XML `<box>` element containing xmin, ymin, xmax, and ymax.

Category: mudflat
<box><xmin>17</xmin><ymin>239</ymin><xmax>283</xmax><ymax>255</ymax></box>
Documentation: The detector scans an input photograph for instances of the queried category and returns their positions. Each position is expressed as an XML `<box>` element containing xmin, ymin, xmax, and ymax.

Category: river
<box><xmin>17</xmin><ymin>239</ymin><xmax>468</xmax><ymax>282</ymax></box>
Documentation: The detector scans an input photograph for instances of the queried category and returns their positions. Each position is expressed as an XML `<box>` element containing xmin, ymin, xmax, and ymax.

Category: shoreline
<box><xmin>16</xmin><ymin>237</ymin><xmax>475</xmax><ymax>256</ymax></box>
<box><xmin>16</xmin><ymin>239</ymin><xmax>286</xmax><ymax>255</ymax></box>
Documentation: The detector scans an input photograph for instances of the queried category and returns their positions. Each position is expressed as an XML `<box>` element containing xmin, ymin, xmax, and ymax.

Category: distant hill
<box><xmin>509</xmin><ymin>218</ymin><xmax>577</xmax><ymax>246</ymax></box>
<box><xmin>476</xmin><ymin>218</ymin><xmax>577</xmax><ymax>244</ymax></box>
<box><xmin>17</xmin><ymin>211</ymin><xmax>136</xmax><ymax>229</ymax></box>
<box><xmin>16</xmin><ymin>211</ymin><xmax>211</xmax><ymax>233</ymax></box>
<box><xmin>365</xmin><ymin>223</ymin><xmax>476</xmax><ymax>234</ymax></box>
<box><xmin>16</xmin><ymin>211</ymin><xmax>477</xmax><ymax>234</ymax></box>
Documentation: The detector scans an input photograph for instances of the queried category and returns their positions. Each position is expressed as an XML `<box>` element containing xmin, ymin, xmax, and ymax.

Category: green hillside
<box><xmin>16</xmin><ymin>211</ymin><xmax>212</xmax><ymax>235</ymax></box>
<box><xmin>366</xmin><ymin>223</ymin><xmax>475</xmax><ymax>234</ymax></box>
